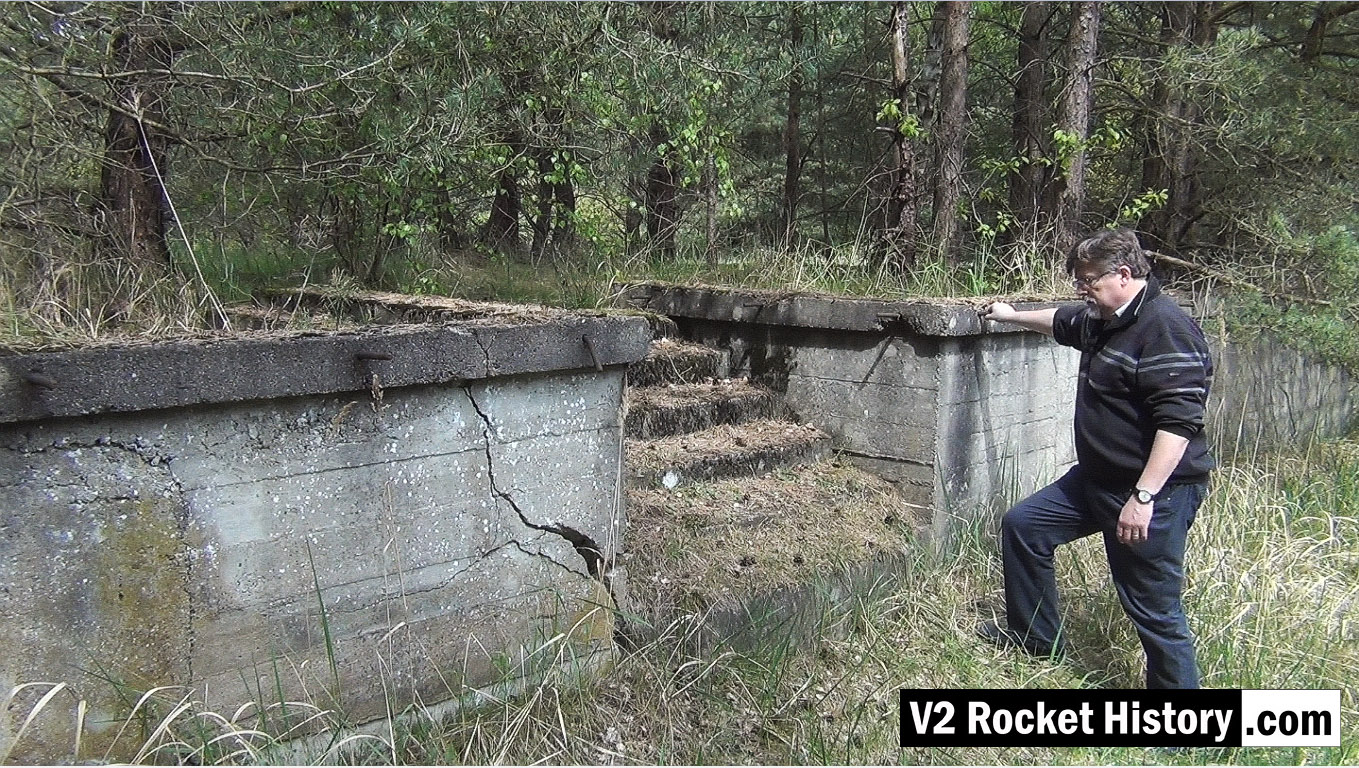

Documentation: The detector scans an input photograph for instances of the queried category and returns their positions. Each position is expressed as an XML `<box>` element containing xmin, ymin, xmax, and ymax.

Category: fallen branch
<box><xmin>1147</xmin><ymin>249</ymin><xmax>1338</xmax><ymax>309</ymax></box>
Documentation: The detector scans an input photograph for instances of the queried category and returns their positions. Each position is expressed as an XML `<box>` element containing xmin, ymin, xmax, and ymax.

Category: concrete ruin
<box><xmin>617</xmin><ymin>284</ymin><xmax>1078</xmax><ymax>535</ymax></box>
<box><xmin>4</xmin><ymin>283</ymin><xmax>1354</xmax><ymax>762</ymax></box>
<box><xmin>0</xmin><ymin>311</ymin><xmax>650</xmax><ymax>762</ymax></box>
<box><xmin>617</xmin><ymin>283</ymin><xmax>1359</xmax><ymax>534</ymax></box>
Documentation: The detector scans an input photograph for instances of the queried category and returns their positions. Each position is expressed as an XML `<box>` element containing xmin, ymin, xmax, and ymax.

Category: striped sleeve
<box><xmin>1138</xmin><ymin>319</ymin><xmax>1213</xmax><ymax>440</ymax></box>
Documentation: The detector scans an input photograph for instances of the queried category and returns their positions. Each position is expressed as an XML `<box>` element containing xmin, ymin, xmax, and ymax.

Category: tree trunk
<box><xmin>483</xmin><ymin>66</ymin><xmax>530</xmax><ymax>259</ymax></box>
<box><xmin>531</xmin><ymin>150</ymin><xmax>554</xmax><ymax>263</ymax></box>
<box><xmin>781</xmin><ymin>3</ymin><xmax>804</xmax><ymax>249</ymax></box>
<box><xmin>1007</xmin><ymin>2</ymin><xmax>1052</xmax><ymax>238</ymax></box>
<box><xmin>1301</xmin><ymin>2</ymin><xmax>1359</xmax><ymax>65</ymax></box>
<box><xmin>644</xmin><ymin>124</ymin><xmax>680</xmax><ymax>260</ymax></box>
<box><xmin>98</xmin><ymin>8</ymin><xmax>174</xmax><ymax>277</ymax></box>
<box><xmin>484</xmin><ymin>161</ymin><xmax>523</xmax><ymax>256</ymax></box>
<box><xmin>915</xmin><ymin>5</ymin><xmax>947</xmax><ymax>132</ymax></box>
<box><xmin>930</xmin><ymin>1</ymin><xmax>971</xmax><ymax>264</ymax></box>
<box><xmin>816</xmin><ymin>4</ymin><xmax>832</xmax><ymax>246</ymax></box>
<box><xmin>1139</xmin><ymin>1</ymin><xmax>1218</xmax><ymax>254</ymax></box>
<box><xmin>1048</xmin><ymin>0</ymin><xmax>1100</xmax><ymax>257</ymax></box>
<box><xmin>705</xmin><ymin>153</ymin><xmax>718</xmax><ymax>266</ymax></box>
<box><xmin>551</xmin><ymin>154</ymin><xmax>577</xmax><ymax>256</ymax></box>
<box><xmin>884</xmin><ymin>0</ymin><xmax>919</xmax><ymax>272</ymax></box>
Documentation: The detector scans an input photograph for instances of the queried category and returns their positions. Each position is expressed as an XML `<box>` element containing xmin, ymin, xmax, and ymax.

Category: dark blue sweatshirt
<box><xmin>1052</xmin><ymin>276</ymin><xmax>1215</xmax><ymax>490</ymax></box>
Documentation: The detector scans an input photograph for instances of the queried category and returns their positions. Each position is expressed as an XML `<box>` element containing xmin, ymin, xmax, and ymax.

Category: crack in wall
<box><xmin>470</xmin><ymin>328</ymin><xmax>494</xmax><ymax>377</ymax></box>
<box><xmin>463</xmin><ymin>385</ymin><xmax>609</xmax><ymax>585</ymax></box>
<box><xmin>277</xmin><ymin>535</ymin><xmax>568</xmax><ymax>613</ymax></box>
<box><xmin>177</xmin><ymin>444</ymin><xmax>487</xmax><ymax>492</ymax></box>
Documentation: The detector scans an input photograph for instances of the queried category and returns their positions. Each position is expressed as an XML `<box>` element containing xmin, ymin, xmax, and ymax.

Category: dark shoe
<box><xmin>976</xmin><ymin>620</ymin><xmax>1066</xmax><ymax>660</ymax></box>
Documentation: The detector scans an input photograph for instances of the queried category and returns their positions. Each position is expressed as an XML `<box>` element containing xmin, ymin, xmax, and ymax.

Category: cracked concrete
<box><xmin>1</xmin><ymin>319</ymin><xmax>640</xmax><ymax>763</ymax></box>
<box><xmin>465</xmin><ymin>385</ymin><xmax>610</xmax><ymax>581</ymax></box>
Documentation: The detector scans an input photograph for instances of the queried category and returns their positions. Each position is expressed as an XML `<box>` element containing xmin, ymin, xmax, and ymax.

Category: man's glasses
<box><xmin>1071</xmin><ymin>270</ymin><xmax>1116</xmax><ymax>290</ymax></box>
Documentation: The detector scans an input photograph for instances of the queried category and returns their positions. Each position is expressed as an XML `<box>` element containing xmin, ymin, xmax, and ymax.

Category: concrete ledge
<box><xmin>616</xmin><ymin>282</ymin><xmax>1066</xmax><ymax>337</ymax></box>
<box><xmin>0</xmin><ymin>314</ymin><xmax>651</xmax><ymax>425</ymax></box>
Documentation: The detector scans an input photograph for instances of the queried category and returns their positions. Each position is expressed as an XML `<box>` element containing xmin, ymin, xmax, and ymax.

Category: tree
<box><xmin>781</xmin><ymin>3</ymin><xmax>804</xmax><ymax>249</ymax></box>
<box><xmin>883</xmin><ymin>1</ymin><xmax>920</xmax><ymax>271</ymax></box>
<box><xmin>97</xmin><ymin>5</ymin><xmax>177</xmax><ymax>279</ymax></box>
<box><xmin>1138</xmin><ymin>2</ymin><xmax>1219</xmax><ymax>255</ymax></box>
<box><xmin>1047</xmin><ymin>0</ymin><xmax>1100</xmax><ymax>256</ymax></box>
<box><xmin>930</xmin><ymin>1</ymin><xmax>972</xmax><ymax>263</ymax></box>
<box><xmin>1007</xmin><ymin>2</ymin><xmax>1053</xmax><ymax>238</ymax></box>
<box><xmin>1300</xmin><ymin>1</ymin><xmax>1359</xmax><ymax>66</ymax></box>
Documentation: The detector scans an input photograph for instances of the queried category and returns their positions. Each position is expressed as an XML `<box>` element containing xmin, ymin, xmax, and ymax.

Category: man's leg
<box><xmin>1101</xmin><ymin>483</ymin><xmax>1206</xmax><ymax>689</ymax></box>
<box><xmin>1000</xmin><ymin>466</ymin><xmax>1101</xmax><ymax>655</ymax></box>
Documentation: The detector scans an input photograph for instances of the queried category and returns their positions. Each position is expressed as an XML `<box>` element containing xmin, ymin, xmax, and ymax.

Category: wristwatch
<box><xmin>1132</xmin><ymin>487</ymin><xmax>1157</xmax><ymax>504</ymax></box>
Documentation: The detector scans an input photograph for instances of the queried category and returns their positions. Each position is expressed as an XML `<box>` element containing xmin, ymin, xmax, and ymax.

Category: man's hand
<box><xmin>1117</xmin><ymin>497</ymin><xmax>1153</xmax><ymax>545</ymax></box>
<box><xmin>980</xmin><ymin>302</ymin><xmax>1017</xmax><ymax>323</ymax></box>
<box><xmin>977</xmin><ymin>303</ymin><xmax>1057</xmax><ymax>336</ymax></box>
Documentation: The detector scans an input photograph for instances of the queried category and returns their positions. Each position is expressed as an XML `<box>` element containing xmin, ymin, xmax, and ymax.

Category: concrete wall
<box><xmin>620</xmin><ymin>283</ymin><xmax>1357</xmax><ymax>537</ymax></box>
<box><xmin>933</xmin><ymin>333</ymin><xmax>1078</xmax><ymax>530</ymax></box>
<box><xmin>1208</xmin><ymin>331</ymin><xmax>1358</xmax><ymax>460</ymax></box>
<box><xmin>679</xmin><ymin>319</ymin><xmax>1078</xmax><ymax>536</ymax></box>
<box><xmin>0</xmin><ymin>314</ymin><xmax>649</xmax><ymax>763</ymax></box>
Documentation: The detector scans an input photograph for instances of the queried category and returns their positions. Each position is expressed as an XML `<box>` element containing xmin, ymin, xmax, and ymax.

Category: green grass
<box><xmin>10</xmin><ymin>437</ymin><xmax>1354</xmax><ymax>764</ymax></box>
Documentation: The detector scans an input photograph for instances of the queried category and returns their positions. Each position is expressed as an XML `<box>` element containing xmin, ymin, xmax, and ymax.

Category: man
<box><xmin>978</xmin><ymin>227</ymin><xmax>1214</xmax><ymax>689</ymax></box>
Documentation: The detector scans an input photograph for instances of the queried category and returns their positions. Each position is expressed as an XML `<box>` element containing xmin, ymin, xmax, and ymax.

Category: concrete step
<box><xmin>625</xmin><ymin>419</ymin><xmax>832</xmax><ymax>490</ymax></box>
<box><xmin>627</xmin><ymin>338</ymin><xmax>726</xmax><ymax>387</ymax></box>
<box><xmin>625</xmin><ymin>379</ymin><xmax>787</xmax><ymax>439</ymax></box>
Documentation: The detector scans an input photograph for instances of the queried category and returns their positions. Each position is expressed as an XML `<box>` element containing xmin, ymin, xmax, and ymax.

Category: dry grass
<box><xmin>624</xmin><ymin>461</ymin><xmax>923</xmax><ymax>617</ymax></box>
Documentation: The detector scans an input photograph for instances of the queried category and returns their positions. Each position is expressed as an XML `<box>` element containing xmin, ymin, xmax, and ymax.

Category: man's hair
<box><xmin>1065</xmin><ymin>227</ymin><xmax>1153</xmax><ymax>278</ymax></box>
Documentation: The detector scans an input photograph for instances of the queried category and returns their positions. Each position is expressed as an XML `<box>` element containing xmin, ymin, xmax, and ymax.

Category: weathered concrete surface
<box><xmin>0</xmin><ymin>315</ymin><xmax>646</xmax><ymax>763</ymax></box>
<box><xmin>625</xmin><ymin>380</ymin><xmax>785</xmax><ymax>439</ymax></box>
<box><xmin>626</xmin><ymin>338</ymin><xmax>726</xmax><ymax>388</ymax></box>
<box><xmin>617</xmin><ymin>282</ymin><xmax>1029</xmax><ymax>336</ymax></box>
<box><xmin>669</xmin><ymin>312</ymin><xmax>1075</xmax><ymax>533</ymax></box>
<box><xmin>0</xmin><ymin>314</ymin><xmax>649</xmax><ymax>424</ymax></box>
<box><xmin>1207</xmin><ymin>330</ymin><xmax>1358</xmax><ymax>459</ymax></box>
<box><xmin>933</xmin><ymin>334</ymin><xmax>1078</xmax><ymax>532</ymax></box>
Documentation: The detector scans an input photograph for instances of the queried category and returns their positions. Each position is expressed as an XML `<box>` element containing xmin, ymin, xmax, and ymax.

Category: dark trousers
<box><xmin>1000</xmin><ymin>466</ymin><xmax>1207</xmax><ymax>689</ymax></box>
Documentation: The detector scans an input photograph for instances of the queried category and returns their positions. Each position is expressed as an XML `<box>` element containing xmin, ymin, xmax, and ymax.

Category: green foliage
<box><xmin>1114</xmin><ymin>189</ymin><xmax>1168</xmax><ymax>227</ymax></box>
<box><xmin>1231</xmin><ymin>296</ymin><xmax>1359</xmax><ymax>376</ymax></box>
<box><xmin>1</xmin><ymin>0</ymin><xmax>1356</xmax><ymax>358</ymax></box>
<box><xmin>1221</xmin><ymin>221</ymin><xmax>1359</xmax><ymax>374</ymax></box>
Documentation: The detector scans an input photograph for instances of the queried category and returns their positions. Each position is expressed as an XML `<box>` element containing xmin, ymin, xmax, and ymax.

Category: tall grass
<box><xmin>1</xmin><ymin>233</ymin><xmax>1077</xmax><ymax>349</ymax></box>
<box><xmin>6</xmin><ymin>438</ymin><xmax>1355</xmax><ymax>765</ymax></box>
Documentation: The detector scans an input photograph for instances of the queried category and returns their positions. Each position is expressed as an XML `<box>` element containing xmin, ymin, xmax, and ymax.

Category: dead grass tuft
<box><xmin>624</xmin><ymin>460</ymin><xmax>926</xmax><ymax>617</ymax></box>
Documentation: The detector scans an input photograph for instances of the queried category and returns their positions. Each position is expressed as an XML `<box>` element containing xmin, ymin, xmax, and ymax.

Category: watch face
<box><xmin>1136</xmin><ymin>490</ymin><xmax>1154</xmax><ymax>504</ymax></box>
